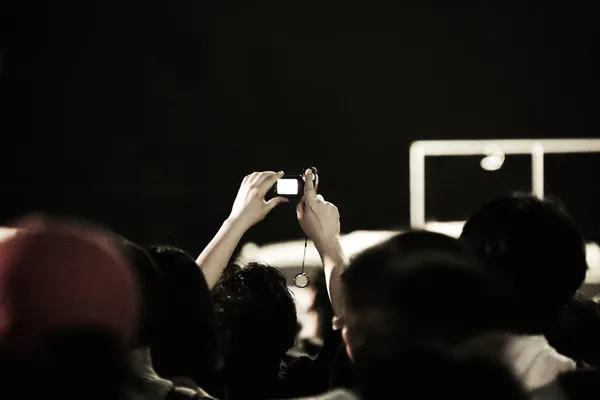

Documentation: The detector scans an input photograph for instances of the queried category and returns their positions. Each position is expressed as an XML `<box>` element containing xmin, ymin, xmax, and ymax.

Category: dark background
<box><xmin>1</xmin><ymin>2</ymin><xmax>598</xmax><ymax>254</ymax></box>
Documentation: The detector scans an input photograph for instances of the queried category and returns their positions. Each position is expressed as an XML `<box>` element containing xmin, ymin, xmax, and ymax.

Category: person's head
<box><xmin>340</xmin><ymin>231</ymin><xmax>516</xmax><ymax>368</ymax></box>
<box><xmin>146</xmin><ymin>245</ymin><xmax>218</xmax><ymax>386</ymax></box>
<box><xmin>211</xmin><ymin>261</ymin><xmax>297</xmax><ymax>375</ymax></box>
<box><xmin>113</xmin><ymin>237</ymin><xmax>161</xmax><ymax>349</ymax></box>
<box><xmin>0</xmin><ymin>215</ymin><xmax>138</xmax><ymax>399</ymax></box>
<box><xmin>460</xmin><ymin>193</ymin><xmax>588</xmax><ymax>333</ymax></box>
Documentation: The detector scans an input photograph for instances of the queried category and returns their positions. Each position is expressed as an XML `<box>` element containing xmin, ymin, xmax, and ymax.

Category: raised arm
<box><xmin>196</xmin><ymin>171</ymin><xmax>288</xmax><ymax>289</ymax></box>
<box><xmin>296</xmin><ymin>169</ymin><xmax>347</xmax><ymax>323</ymax></box>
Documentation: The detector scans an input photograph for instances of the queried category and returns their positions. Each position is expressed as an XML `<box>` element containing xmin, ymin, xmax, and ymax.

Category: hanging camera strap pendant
<box><xmin>293</xmin><ymin>167</ymin><xmax>318</xmax><ymax>289</ymax></box>
<box><xmin>293</xmin><ymin>235</ymin><xmax>310</xmax><ymax>288</ymax></box>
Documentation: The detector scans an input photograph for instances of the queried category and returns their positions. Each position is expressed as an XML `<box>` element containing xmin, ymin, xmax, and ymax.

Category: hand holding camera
<box><xmin>271</xmin><ymin>167</ymin><xmax>319</xmax><ymax>198</ymax></box>
<box><xmin>224</xmin><ymin>167</ymin><xmax>343</xmax><ymax>292</ymax></box>
<box><xmin>228</xmin><ymin>167</ymin><xmax>340</xmax><ymax>250</ymax></box>
<box><xmin>201</xmin><ymin>167</ymin><xmax>338</xmax><ymax>290</ymax></box>
<box><xmin>296</xmin><ymin>169</ymin><xmax>341</xmax><ymax>253</ymax></box>
<box><xmin>228</xmin><ymin>171</ymin><xmax>289</xmax><ymax>230</ymax></box>
<box><xmin>294</xmin><ymin>169</ymin><xmax>345</xmax><ymax>314</ymax></box>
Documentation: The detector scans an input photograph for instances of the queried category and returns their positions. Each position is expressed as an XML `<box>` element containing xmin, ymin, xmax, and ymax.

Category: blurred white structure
<box><xmin>240</xmin><ymin>228</ymin><xmax>600</xmax><ymax>283</ymax></box>
<box><xmin>238</xmin><ymin>230</ymin><xmax>399</xmax><ymax>269</ymax></box>
<box><xmin>408</xmin><ymin>138</ymin><xmax>600</xmax><ymax>284</ymax></box>
<box><xmin>409</xmin><ymin>138</ymin><xmax>600</xmax><ymax>228</ymax></box>
<box><xmin>242</xmin><ymin>229</ymin><xmax>600</xmax><ymax>341</ymax></box>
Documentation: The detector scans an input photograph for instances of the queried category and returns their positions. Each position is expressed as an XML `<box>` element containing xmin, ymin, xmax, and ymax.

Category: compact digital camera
<box><xmin>272</xmin><ymin>167</ymin><xmax>319</xmax><ymax>198</ymax></box>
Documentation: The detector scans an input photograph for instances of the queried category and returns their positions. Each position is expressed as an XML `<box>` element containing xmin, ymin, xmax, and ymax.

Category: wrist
<box><xmin>223</xmin><ymin>216</ymin><xmax>252</xmax><ymax>236</ymax></box>
<box><xmin>315</xmin><ymin>236</ymin><xmax>346</xmax><ymax>265</ymax></box>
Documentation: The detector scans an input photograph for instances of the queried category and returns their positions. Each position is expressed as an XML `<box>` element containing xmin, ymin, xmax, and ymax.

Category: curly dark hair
<box><xmin>211</xmin><ymin>262</ymin><xmax>297</xmax><ymax>372</ymax></box>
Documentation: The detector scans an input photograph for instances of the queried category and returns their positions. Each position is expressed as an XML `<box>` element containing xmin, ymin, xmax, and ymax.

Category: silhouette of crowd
<box><xmin>1</xmin><ymin>169</ymin><xmax>599</xmax><ymax>400</ymax></box>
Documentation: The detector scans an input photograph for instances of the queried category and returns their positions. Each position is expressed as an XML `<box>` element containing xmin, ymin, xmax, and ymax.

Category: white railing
<box><xmin>409</xmin><ymin>138</ymin><xmax>600</xmax><ymax>228</ymax></box>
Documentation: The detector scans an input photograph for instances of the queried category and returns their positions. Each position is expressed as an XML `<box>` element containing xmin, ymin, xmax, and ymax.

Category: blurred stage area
<box><xmin>238</xmin><ymin>224</ymin><xmax>600</xmax><ymax>289</ymax></box>
<box><xmin>239</xmin><ymin>138</ymin><xmax>600</xmax><ymax>341</ymax></box>
<box><xmin>238</xmin><ymin>225</ymin><xmax>600</xmax><ymax>342</ymax></box>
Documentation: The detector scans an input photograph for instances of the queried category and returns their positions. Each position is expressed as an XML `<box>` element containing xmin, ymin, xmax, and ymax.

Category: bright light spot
<box><xmin>480</xmin><ymin>144</ymin><xmax>505</xmax><ymax>171</ymax></box>
<box><xmin>277</xmin><ymin>179</ymin><xmax>299</xmax><ymax>195</ymax></box>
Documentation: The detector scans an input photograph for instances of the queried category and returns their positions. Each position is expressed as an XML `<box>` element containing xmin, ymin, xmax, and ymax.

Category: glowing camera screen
<box><xmin>276</xmin><ymin>179</ymin><xmax>299</xmax><ymax>195</ymax></box>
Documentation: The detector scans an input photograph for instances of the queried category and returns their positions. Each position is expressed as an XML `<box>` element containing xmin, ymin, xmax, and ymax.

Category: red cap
<box><xmin>0</xmin><ymin>216</ymin><xmax>139</xmax><ymax>357</ymax></box>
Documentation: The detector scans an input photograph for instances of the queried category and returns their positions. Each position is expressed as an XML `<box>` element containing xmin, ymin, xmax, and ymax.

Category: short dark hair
<box><xmin>341</xmin><ymin>231</ymin><xmax>517</xmax><ymax>368</ymax></box>
<box><xmin>460</xmin><ymin>193</ymin><xmax>588</xmax><ymax>333</ymax></box>
<box><xmin>146</xmin><ymin>245</ymin><xmax>218</xmax><ymax>387</ymax></box>
<box><xmin>211</xmin><ymin>262</ymin><xmax>297</xmax><ymax>371</ymax></box>
<box><xmin>115</xmin><ymin>238</ymin><xmax>161</xmax><ymax>348</ymax></box>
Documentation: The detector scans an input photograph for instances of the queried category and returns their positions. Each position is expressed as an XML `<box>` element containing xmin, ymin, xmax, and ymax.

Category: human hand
<box><xmin>228</xmin><ymin>171</ymin><xmax>289</xmax><ymax>229</ymax></box>
<box><xmin>296</xmin><ymin>169</ymin><xmax>340</xmax><ymax>252</ymax></box>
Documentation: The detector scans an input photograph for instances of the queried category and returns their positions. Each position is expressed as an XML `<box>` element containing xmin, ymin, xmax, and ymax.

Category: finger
<box><xmin>257</xmin><ymin>171</ymin><xmax>284</xmax><ymax>195</ymax></box>
<box><xmin>303</xmin><ymin>169</ymin><xmax>317</xmax><ymax>205</ymax></box>
<box><xmin>249</xmin><ymin>171</ymin><xmax>276</xmax><ymax>185</ymax></box>
<box><xmin>316</xmin><ymin>194</ymin><xmax>325</xmax><ymax>202</ymax></box>
<box><xmin>246</xmin><ymin>172</ymin><xmax>261</xmax><ymax>185</ymax></box>
<box><xmin>242</xmin><ymin>173</ymin><xmax>253</xmax><ymax>184</ymax></box>
<box><xmin>265</xmin><ymin>196</ymin><xmax>289</xmax><ymax>213</ymax></box>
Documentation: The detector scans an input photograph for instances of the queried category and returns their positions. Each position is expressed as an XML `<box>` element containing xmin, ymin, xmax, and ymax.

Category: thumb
<box><xmin>265</xmin><ymin>196</ymin><xmax>289</xmax><ymax>213</ymax></box>
<box><xmin>303</xmin><ymin>169</ymin><xmax>316</xmax><ymax>206</ymax></box>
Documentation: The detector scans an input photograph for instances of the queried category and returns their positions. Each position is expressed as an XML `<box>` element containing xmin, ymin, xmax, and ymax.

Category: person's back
<box><xmin>358</xmin><ymin>339</ymin><xmax>528</xmax><ymax>400</ymax></box>
<box><xmin>210</xmin><ymin>261</ymin><xmax>298</xmax><ymax>399</ymax></box>
<box><xmin>460</xmin><ymin>193</ymin><xmax>588</xmax><ymax>390</ymax></box>
<box><xmin>297</xmin><ymin>339</ymin><xmax>529</xmax><ymax>400</ymax></box>
<box><xmin>4</xmin><ymin>328</ymin><xmax>130</xmax><ymax>400</ymax></box>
